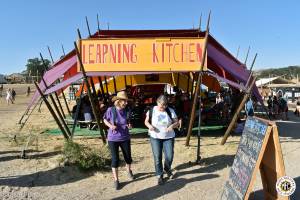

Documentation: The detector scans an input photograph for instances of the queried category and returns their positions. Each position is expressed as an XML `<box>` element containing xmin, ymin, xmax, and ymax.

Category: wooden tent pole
<box><xmin>74</xmin><ymin>41</ymin><xmax>106</xmax><ymax>144</ymax></box>
<box><xmin>77</xmin><ymin>28</ymin><xmax>97</xmax><ymax>96</ymax></box>
<box><xmin>97</xmin><ymin>76</ymin><xmax>105</xmax><ymax>99</ymax></box>
<box><xmin>85</xmin><ymin>16</ymin><xmax>92</xmax><ymax>37</ymax></box>
<box><xmin>191</xmin><ymin>72</ymin><xmax>195</xmax><ymax>96</ymax></box>
<box><xmin>34</xmin><ymin>82</ymin><xmax>69</xmax><ymax>139</ymax></box>
<box><xmin>113</xmin><ymin>76</ymin><xmax>117</xmax><ymax>94</ymax></box>
<box><xmin>220</xmin><ymin>77</ymin><xmax>256</xmax><ymax>145</ymax></box>
<box><xmin>185</xmin><ymin>11</ymin><xmax>211</xmax><ymax>146</ymax></box>
<box><xmin>40</xmin><ymin>54</ymin><xmax>71</xmax><ymax>137</ymax></box>
<box><xmin>186</xmin><ymin>74</ymin><xmax>190</xmax><ymax>94</ymax></box>
<box><xmin>97</xmin><ymin>14</ymin><xmax>101</xmax><ymax>35</ymax></box>
<box><xmin>244</xmin><ymin>46</ymin><xmax>251</xmax><ymax>65</ymax></box>
<box><xmin>236</xmin><ymin>45</ymin><xmax>240</xmax><ymax>59</ymax></box>
<box><xmin>47</xmin><ymin>46</ymin><xmax>71</xmax><ymax>116</ymax></box>
<box><xmin>72</xmin><ymin>82</ymin><xmax>85</xmax><ymax>137</ymax></box>
<box><xmin>61</xmin><ymin>44</ymin><xmax>66</xmax><ymax>57</ymax></box>
<box><xmin>196</xmin><ymin>72</ymin><xmax>203</xmax><ymax>163</ymax></box>
<box><xmin>124</xmin><ymin>75</ymin><xmax>127</xmax><ymax>87</ymax></box>
<box><xmin>104</xmin><ymin>76</ymin><xmax>109</xmax><ymax>95</ymax></box>
<box><xmin>198</xmin><ymin>13</ymin><xmax>202</xmax><ymax>32</ymax></box>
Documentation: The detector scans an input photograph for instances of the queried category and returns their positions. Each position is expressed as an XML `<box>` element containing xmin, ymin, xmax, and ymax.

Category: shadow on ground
<box><xmin>0</xmin><ymin>150</ymin><xmax>61</xmax><ymax>162</ymax></box>
<box><xmin>174</xmin><ymin>154</ymin><xmax>235</xmax><ymax>176</ymax></box>
<box><xmin>113</xmin><ymin>174</ymin><xmax>219</xmax><ymax>200</ymax></box>
<box><xmin>0</xmin><ymin>166</ymin><xmax>93</xmax><ymax>187</ymax></box>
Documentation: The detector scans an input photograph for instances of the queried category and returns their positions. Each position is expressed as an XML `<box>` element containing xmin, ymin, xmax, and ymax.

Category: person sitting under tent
<box><xmin>81</xmin><ymin>95</ymin><xmax>94</xmax><ymax>126</ymax></box>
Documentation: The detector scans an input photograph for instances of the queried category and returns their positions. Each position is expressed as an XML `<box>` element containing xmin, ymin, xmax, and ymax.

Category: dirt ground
<box><xmin>0</xmin><ymin>84</ymin><xmax>299</xmax><ymax>200</ymax></box>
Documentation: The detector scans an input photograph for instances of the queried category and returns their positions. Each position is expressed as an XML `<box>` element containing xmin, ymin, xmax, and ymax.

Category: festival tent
<box><xmin>27</xmin><ymin>29</ymin><xmax>261</xmax><ymax>111</ymax></box>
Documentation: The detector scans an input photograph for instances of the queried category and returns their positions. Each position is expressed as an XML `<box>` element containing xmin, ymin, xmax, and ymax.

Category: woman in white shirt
<box><xmin>144</xmin><ymin>95</ymin><xmax>179</xmax><ymax>185</ymax></box>
<box><xmin>6</xmin><ymin>88</ymin><xmax>13</xmax><ymax>105</ymax></box>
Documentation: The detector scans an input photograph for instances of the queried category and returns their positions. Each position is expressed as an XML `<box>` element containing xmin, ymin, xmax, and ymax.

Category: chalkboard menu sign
<box><xmin>221</xmin><ymin>117</ymin><xmax>268</xmax><ymax>200</ymax></box>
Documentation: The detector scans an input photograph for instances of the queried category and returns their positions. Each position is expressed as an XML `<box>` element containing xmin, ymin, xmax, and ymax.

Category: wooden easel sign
<box><xmin>220</xmin><ymin>117</ymin><xmax>288</xmax><ymax>200</ymax></box>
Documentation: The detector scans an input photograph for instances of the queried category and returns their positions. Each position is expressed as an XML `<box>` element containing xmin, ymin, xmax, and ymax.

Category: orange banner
<box><xmin>78</xmin><ymin>38</ymin><xmax>206</xmax><ymax>72</ymax></box>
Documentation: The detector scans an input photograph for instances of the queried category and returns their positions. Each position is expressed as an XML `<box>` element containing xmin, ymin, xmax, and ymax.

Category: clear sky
<box><xmin>1</xmin><ymin>0</ymin><xmax>300</xmax><ymax>75</ymax></box>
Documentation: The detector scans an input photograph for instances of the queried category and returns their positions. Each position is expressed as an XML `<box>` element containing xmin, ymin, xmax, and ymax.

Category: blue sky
<box><xmin>1</xmin><ymin>0</ymin><xmax>300</xmax><ymax>75</ymax></box>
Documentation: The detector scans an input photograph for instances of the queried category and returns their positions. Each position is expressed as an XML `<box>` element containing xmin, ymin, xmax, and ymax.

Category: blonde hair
<box><xmin>114</xmin><ymin>99</ymin><xmax>127</xmax><ymax>107</ymax></box>
<box><xmin>114</xmin><ymin>99</ymin><xmax>121</xmax><ymax>107</ymax></box>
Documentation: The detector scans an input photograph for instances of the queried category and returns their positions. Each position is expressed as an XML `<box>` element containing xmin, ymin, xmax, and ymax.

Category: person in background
<box><xmin>144</xmin><ymin>95</ymin><xmax>179</xmax><ymax>185</ymax></box>
<box><xmin>11</xmin><ymin>88</ymin><xmax>16</xmax><ymax>101</ymax></box>
<box><xmin>267</xmin><ymin>96</ymin><xmax>273</xmax><ymax>118</ymax></box>
<box><xmin>82</xmin><ymin>95</ymin><xmax>93</xmax><ymax>121</ymax></box>
<box><xmin>278</xmin><ymin>92</ymin><xmax>288</xmax><ymax>120</ymax></box>
<box><xmin>0</xmin><ymin>84</ymin><xmax>3</xmax><ymax>97</ymax></box>
<box><xmin>295</xmin><ymin>97</ymin><xmax>300</xmax><ymax>117</ymax></box>
<box><xmin>6</xmin><ymin>88</ymin><xmax>13</xmax><ymax>105</ymax></box>
<box><xmin>103</xmin><ymin>91</ymin><xmax>134</xmax><ymax>190</ymax></box>
<box><xmin>27</xmin><ymin>86</ymin><xmax>31</xmax><ymax>96</ymax></box>
<box><xmin>273</xmin><ymin>95</ymin><xmax>279</xmax><ymax>119</ymax></box>
<box><xmin>245</xmin><ymin>97</ymin><xmax>254</xmax><ymax>117</ymax></box>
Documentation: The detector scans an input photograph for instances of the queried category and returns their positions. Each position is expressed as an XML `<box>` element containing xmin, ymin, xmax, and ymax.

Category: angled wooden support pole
<box><xmin>97</xmin><ymin>76</ymin><xmax>105</xmax><ymax>99</ymax></box>
<box><xmin>47</xmin><ymin>46</ymin><xmax>71</xmax><ymax>116</ymax></box>
<box><xmin>220</xmin><ymin>77</ymin><xmax>257</xmax><ymax>145</ymax></box>
<box><xmin>47</xmin><ymin>46</ymin><xmax>71</xmax><ymax>118</ymax></box>
<box><xmin>185</xmin><ymin>11</ymin><xmax>211</xmax><ymax>146</ymax></box>
<box><xmin>34</xmin><ymin>82</ymin><xmax>69</xmax><ymax>140</ymax></box>
<box><xmin>97</xmin><ymin>14</ymin><xmax>101</xmax><ymax>35</ymax></box>
<box><xmin>85</xmin><ymin>16</ymin><xmax>92</xmax><ymax>37</ymax></box>
<box><xmin>74</xmin><ymin>41</ymin><xmax>107</xmax><ymax>144</ymax></box>
<box><xmin>244</xmin><ymin>46</ymin><xmax>251</xmax><ymax>65</ymax></box>
<box><xmin>61</xmin><ymin>44</ymin><xmax>66</xmax><ymax>56</ymax></box>
<box><xmin>40</xmin><ymin>54</ymin><xmax>71</xmax><ymax>137</ymax></box>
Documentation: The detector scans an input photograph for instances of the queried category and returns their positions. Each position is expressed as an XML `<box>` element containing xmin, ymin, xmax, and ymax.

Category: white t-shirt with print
<box><xmin>146</xmin><ymin>106</ymin><xmax>177</xmax><ymax>139</ymax></box>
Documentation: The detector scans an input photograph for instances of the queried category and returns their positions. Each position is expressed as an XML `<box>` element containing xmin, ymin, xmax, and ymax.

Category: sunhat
<box><xmin>112</xmin><ymin>91</ymin><xmax>129</xmax><ymax>102</ymax></box>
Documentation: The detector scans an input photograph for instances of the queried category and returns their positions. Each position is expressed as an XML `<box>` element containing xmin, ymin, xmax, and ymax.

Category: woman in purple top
<box><xmin>103</xmin><ymin>91</ymin><xmax>134</xmax><ymax>190</ymax></box>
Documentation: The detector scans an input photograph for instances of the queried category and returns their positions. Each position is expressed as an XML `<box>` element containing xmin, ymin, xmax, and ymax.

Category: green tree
<box><xmin>26</xmin><ymin>57</ymin><xmax>51</xmax><ymax>77</ymax></box>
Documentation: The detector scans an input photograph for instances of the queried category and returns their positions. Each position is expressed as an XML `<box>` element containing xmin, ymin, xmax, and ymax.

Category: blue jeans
<box><xmin>150</xmin><ymin>137</ymin><xmax>174</xmax><ymax>177</ymax></box>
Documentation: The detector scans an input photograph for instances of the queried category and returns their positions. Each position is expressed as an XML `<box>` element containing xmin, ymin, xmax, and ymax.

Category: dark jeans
<box><xmin>150</xmin><ymin>137</ymin><xmax>174</xmax><ymax>177</ymax></box>
<box><xmin>108</xmin><ymin>140</ymin><xmax>132</xmax><ymax>168</ymax></box>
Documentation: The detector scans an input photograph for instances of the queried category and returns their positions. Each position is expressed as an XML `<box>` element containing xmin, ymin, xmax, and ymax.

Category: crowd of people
<box><xmin>5</xmin><ymin>88</ymin><xmax>16</xmax><ymax>105</ymax></box>
<box><xmin>267</xmin><ymin>91</ymin><xmax>289</xmax><ymax>120</ymax></box>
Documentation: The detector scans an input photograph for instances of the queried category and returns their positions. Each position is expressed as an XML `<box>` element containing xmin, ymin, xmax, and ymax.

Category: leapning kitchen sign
<box><xmin>78</xmin><ymin>37</ymin><xmax>206</xmax><ymax>72</ymax></box>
